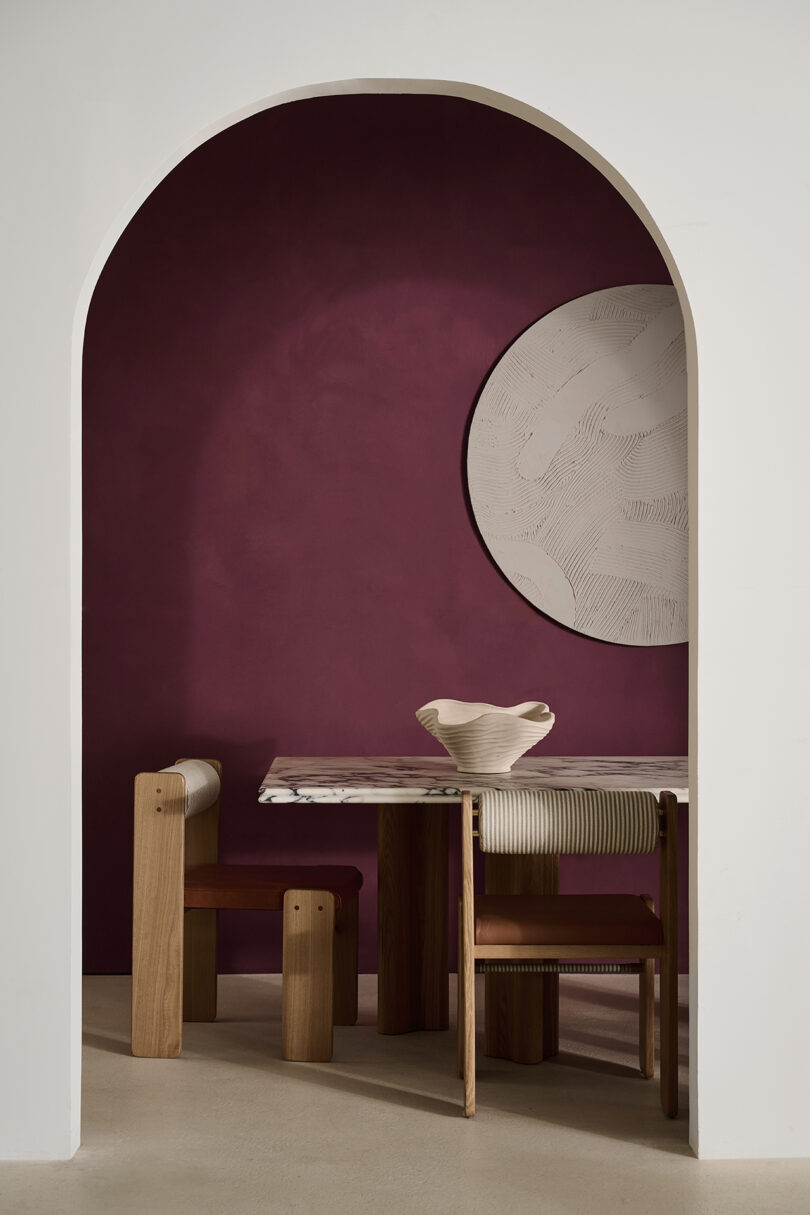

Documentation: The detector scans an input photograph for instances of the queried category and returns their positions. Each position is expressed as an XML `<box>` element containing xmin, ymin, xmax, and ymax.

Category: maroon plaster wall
<box><xmin>83</xmin><ymin>93</ymin><xmax>688</xmax><ymax>975</ymax></box>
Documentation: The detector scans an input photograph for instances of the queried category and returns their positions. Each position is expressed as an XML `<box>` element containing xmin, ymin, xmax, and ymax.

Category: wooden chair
<box><xmin>458</xmin><ymin>787</ymin><xmax>678</xmax><ymax>1117</ymax></box>
<box><xmin>131</xmin><ymin>757</ymin><xmax>362</xmax><ymax>1062</ymax></box>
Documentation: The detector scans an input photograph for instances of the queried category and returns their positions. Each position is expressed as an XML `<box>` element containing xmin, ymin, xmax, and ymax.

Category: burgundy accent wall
<box><xmin>83</xmin><ymin>94</ymin><xmax>688</xmax><ymax>975</ymax></box>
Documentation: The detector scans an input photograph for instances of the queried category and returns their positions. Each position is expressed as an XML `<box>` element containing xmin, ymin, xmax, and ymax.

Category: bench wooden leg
<box><xmin>282</xmin><ymin>889</ymin><xmax>335</xmax><ymax>1061</ymax></box>
<box><xmin>333</xmin><ymin>897</ymin><xmax>359</xmax><ymax>1026</ymax></box>
<box><xmin>183</xmin><ymin>908</ymin><xmax>218</xmax><ymax>1022</ymax></box>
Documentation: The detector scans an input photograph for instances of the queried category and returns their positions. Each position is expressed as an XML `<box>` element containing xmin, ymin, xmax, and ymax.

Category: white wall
<box><xmin>2</xmin><ymin>0</ymin><xmax>808</xmax><ymax>1161</ymax></box>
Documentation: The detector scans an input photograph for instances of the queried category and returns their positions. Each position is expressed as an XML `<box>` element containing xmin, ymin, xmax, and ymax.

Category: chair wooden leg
<box><xmin>639</xmin><ymin>959</ymin><xmax>655</xmax><ymax>1079</ymax></box>
<box><xmin>282</xmin><ymin>889</ymin><xmax>335</xmax><ymax>1062</ymax></box>
<box><xmin>462</xmin><ymin>897</ymin><xmax>476</xmax><ymax>1116</ymax></box>
<box><xmin>131</xmin><ymin>772</ymin><xmax>185</xmax><ymax>1058</ymax></box>
<box><xmin>461</xmin><ymin>889</ymin><xmax>476</xmax><ymax>1112</ymax></box>
<box><xmin>639</xmin><ymin>895</ymin><xmax>655</xmax><ymax>1079</ymax></box>
<box><xmin>332</xmin><ymin>897</ymin><xmax>359</xmax><ymax>1026</ymax></box>
<box><xmin>457</xmin><ymin>904</ymin><xmax>465</xmax><ymax>1079</ymax></box>
<box><xmin>660</xmin><ymin>946</ymin><xmax>678</xmax><ymax>1116</ymax></box>
<box><xmin>183</xmin><ymin>909</ymin><xmax>218</xmax><ymax>1022</ymax></box>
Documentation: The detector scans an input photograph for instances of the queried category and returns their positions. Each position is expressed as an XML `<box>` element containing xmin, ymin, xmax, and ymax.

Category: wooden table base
<box><xmin>261</xmin><ymin>757</ymin><xmax>687</xmax><ymax>1054</ymax></box>
<box><xmin>377</xmin><ymin>804</ymin><xmax>449</xmax><ymax>1034</ymax></box>
<box><xmin>484</xmin><ymin>853</ymin><xmax>560</xmax><ymax>1063</ymax></box>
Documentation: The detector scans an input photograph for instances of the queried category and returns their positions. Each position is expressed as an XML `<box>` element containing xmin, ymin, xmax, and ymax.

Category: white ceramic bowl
<box><xmin>415</xmin><ymin>699</ymin><xmax>555</xmax><ymax>774</ymax></box>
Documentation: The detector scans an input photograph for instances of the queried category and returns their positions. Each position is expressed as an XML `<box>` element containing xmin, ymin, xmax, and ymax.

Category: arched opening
<box><xmin>79</xmin><ymin>80</ymin><xmax>695</xmax><ymax>1142</ymax></box>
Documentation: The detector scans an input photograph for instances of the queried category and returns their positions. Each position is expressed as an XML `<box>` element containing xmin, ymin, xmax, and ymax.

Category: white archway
<box><xmin>5</xmin><ymin>0</ymin><xmax>809</xmax><ymax>1165</ymax></box>
<box><xmin>74</xmin><ymin>71</ymin><xmax>698</xmax><ymax>1142</ymax></box>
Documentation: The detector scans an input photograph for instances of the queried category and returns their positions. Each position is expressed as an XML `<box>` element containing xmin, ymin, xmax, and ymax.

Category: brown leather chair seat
<box><xmin>475</xmin><ymin>893</ymin><xmax>664</xmax><ymax>947</ymax></box>
<box><xmin>184</xmin><ymin>863</ymin><xmax>363</xmax><ymax>911</ymax></box>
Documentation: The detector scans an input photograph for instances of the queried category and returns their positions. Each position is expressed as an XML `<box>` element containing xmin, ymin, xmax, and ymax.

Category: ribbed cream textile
<box><xmin>477</xmin><ymin>961</ymin><xmax>640</xmax><ymax>974</ymax></box>
<box><xmin>476</xmin><ymin>787</ymin><xmax>658</xmax><ymax>854</ymax></box>
<box><xmin>159</xmin><ymin>760</ymin><xmax>220</xmax><ymax>818</ymax></box>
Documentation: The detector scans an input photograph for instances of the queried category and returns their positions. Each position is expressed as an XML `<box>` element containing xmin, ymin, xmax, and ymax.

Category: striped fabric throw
<box><xmin>476</xmin><ymin>787</ymin><xmax>658</xmax><ymax>854</ymax></box>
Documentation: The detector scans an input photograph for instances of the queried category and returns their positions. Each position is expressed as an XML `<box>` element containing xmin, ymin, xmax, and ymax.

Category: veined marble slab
<box><xmin>258</xmin><ymin>756</ymin><xmax>688</xmax><ymax>804</ymax></box>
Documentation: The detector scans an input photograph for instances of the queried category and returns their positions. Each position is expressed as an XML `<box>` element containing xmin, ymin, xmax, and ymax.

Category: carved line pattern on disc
<box><xmin>466</xmin><ymin>284</ymin><xmax>687</xmax><ymax>646</ymax></box>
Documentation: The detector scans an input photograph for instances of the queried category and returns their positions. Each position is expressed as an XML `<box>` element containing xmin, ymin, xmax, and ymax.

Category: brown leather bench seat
<box><xmin>184</xmin><ymin>863</ymin><xmax>363</xmax><ymax>911</ymax></box>
<box><xmin>475</xmin><ymin>893</ymin><xmax>664</xmax><ymax>947</ymax></box>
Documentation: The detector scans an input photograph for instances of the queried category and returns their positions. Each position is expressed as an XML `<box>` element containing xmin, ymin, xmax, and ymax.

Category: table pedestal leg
<box><xmin>377</xmin><ymin>804</ymin><xmax>449</xmax><ymax>1034</ymax></box>
<box><xmin>484</xmin><ymin>853</ymin><xmax>559</xmax><ymax>1063</ymax></box>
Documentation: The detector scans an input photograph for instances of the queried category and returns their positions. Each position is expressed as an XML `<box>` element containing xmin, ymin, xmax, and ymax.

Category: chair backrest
<box><xmin>476</xmin><ymin>787</ymin><xmax>660</xmax><ymax>855</ymax></box>
<box><xmin>158</xmin><ymin>759</ymin><xmax>221</xmax><ymax>818</ymax></box>
<box><xmin>133</xmin><ymin>757</ymin><xmax>222</xmax><ymax>883</ymax></box>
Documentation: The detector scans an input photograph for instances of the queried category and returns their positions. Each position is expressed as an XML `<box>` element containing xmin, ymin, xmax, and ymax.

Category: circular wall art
<box><xmin>467</xmin><ymin>284</ymin><xmax>687</xmax><ymax>646</ymax></box>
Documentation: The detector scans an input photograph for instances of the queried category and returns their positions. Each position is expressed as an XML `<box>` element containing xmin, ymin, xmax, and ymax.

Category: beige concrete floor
<box><xmin>1</xmin><ymin>975</ymin><xmax>809</xmax><ymax>1214</ymax></box>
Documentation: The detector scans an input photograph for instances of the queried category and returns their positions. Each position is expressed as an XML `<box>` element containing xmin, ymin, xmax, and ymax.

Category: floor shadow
<box><xmin>259</xmin><ymin>1059</ymin><xmax>461</xmax><ymax>1119</ymax></box>
<box><xmin>561</xmin><ymin>979</ymin><xmax>690</xmax><ymax>1022</ymax></box>
<box><xmin>561</xmin><ymin>1031</ymin><xmax>690</xmax><ymax>1069</ymax></box>
<box><xmin>182</xmin><ymin>1023</ymin><xmax>460</xmax><ymax>1118</ymax></box>
<box><xmin>551</xmin><ymin>1050</ymin><xmax>641</xmax><ymax>1079</ymax></box>
<box><xmin>82</xmin><ymin>1031</ymin><xmax>131</xmax><ymax>1057</ymax></box>
<box><xmin>471</xmin><ymin>1060</ymin><xmax>692</xmax><ymax>1156</ymax></box>
<box><xmin>83</xmin><ymin>975</ymin><xmax>692</xmax><ymax>1154</ymax></box>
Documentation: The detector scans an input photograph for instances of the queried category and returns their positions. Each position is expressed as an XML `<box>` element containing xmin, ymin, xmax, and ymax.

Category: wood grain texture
<box><xmin>376</xmin><ymin>805</ymin><xmax>416</xmax><ymax>1034</ymax></box>
<box><xmin>461</xmin><ymin>793</ymin><xmax>476</xmax><ymax>1117</ymax></box>
<box><xmin>183</xmin><ymin>910</ymin><xmax>218</xmax><ymax>1022</ymax></box>
<box><xmin>476</xmin><ymin>942</ymin><xmax>664</xmax><ymax>959</ymax></box>
<box><xmin>131</xmin><ymin>770</ymin><xmax>186</xmax><ymax>1057</ymax></box>
<box><xmin>377</xmin><ymin>804</ymin><xmax>449</xmax><ymax>1034</ymax></box>
<box><xmin>484</xmin><ymin>853</ymin><xmax>559</xmax><ymax>1064</ymax></box>
<box><xmin>457</xmin><ymin>905</ymin><xmax>465</xmax><ymax>1080</ymax></box>
<box><xmin>133</xmin><ymin>756</ymin><xmax>360</xmax><ymax>1060</ymax></box>
<box><xmin>543</xmin><ymin>969</ymin><xmax>560</xmax><ymax>1059</ymax></box>
<box><xmin>179</xmin><ymin>757</ymin><xmax>220</xmax><ymax>1022</ymax></box>
<box><xmin>332</xmin><ymin>896</ymin><xmax>359</xmax><ymax>1026</ymax></box>
<box><xmin>659</xmin><ymin>792</ymin><xmax>679</xmax><ymax>1117</ymax></box>
<box><xmin>281</xmin><ymin>890</ymin><xmax>335</xmax><ymax>1062</ymax></box>
<box><xmin>639</xmin><ymin>892</ymin><xmax>655</xmax><ymax>1079</ymax></box>
<box><xmin>418</xmin><ymin>804</ymin><xmax>450</xmax><ymax>1029</ymax></box>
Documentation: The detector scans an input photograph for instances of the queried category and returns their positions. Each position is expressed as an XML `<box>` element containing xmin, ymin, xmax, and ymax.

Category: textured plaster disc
<box><xmin>467</xmin><ymin>284</ymin><xmax>687</xmax><ymax>646</ymax></box>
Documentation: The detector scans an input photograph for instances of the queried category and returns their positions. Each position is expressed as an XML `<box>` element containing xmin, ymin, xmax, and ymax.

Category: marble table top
<box><xmin>258</xmin><ymin>756</ymin><xmax>689</xmax><ymax>804</ymax></box>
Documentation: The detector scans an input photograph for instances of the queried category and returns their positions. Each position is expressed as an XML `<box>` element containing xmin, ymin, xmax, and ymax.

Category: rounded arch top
<box><xmin>74</xmin><ymin>77</ymin><xmax>695</xmax><ymax>363</ymax></box>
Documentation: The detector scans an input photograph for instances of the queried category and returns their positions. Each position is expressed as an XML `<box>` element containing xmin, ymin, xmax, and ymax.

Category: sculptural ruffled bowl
<box><xmin>415</xmin><ymin>699</ymin><xmax>555</xmax><ymax>774</ymax></box>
